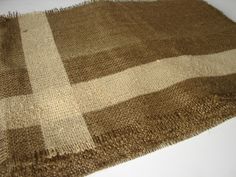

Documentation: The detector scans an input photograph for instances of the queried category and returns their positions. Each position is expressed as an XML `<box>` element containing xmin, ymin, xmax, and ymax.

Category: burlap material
<box><xmin>0</xmin><ymin>0</ymin><xmax>236</xmax><ymax>176</ymax></box>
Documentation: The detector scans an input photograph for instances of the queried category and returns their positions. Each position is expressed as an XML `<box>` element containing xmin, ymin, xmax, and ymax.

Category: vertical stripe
<box><xmin>18</xmin><ymin>13</ymin><xmax>69</xmax><ymax>92</ymax></box>
<box><xmin>0</xmin><ymin>100</ymin><xmax>7</xmax><ymax>164</ymax></box>
<box><xmin>18</xmin><ymin>13</ymin><xmax>94</xmax><ymax>155</ymax></box>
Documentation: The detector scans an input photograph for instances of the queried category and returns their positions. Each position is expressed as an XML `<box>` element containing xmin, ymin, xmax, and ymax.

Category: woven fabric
<box><xmin>0</xmin><ymin>0</ymin><xmax>236</xmax><ymax>176</ymax></box>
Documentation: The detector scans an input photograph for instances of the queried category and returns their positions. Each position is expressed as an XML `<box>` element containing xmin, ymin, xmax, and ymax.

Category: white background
<box><xmin>0</xmin><ymin>0</ymin><xmax>236</xmax><ymax>177</ymax></box>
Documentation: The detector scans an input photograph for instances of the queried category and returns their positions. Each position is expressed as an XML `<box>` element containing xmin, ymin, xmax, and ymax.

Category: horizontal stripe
<box><xmin>46</xmin><ymin>1</ymin><xmax>236</xmax><ymax>83</ymax></box>
<box><xmin>64</xmin><ymin>32</ymin><xmax>236</xmax><ymax>83</ymax></box>
<box><xmin>73</xmin><ymin>49</ymin><xmax>236</xmax><ymax>113</ymax></box>
<box><xmin>2</xmin><ymin>75</ymin><xmax>236</xmax><ymax>177</ymax></box>
<box><xmin>84</xmin><ymin>73</ymin><xmax>236</xmax><ymax>136</ymax></box>
<box><xmin>2</xmin><ymin>74</ymin><xmax>236</xmax><ymax>168</ymax></box>
<box><xmin>2</xmin><ymin>50</ymin><xmax>236</xmax><ymax>130</ymax></box>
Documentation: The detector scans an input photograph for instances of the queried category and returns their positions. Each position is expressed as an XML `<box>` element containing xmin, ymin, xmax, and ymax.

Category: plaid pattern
<box><xmin>0</xmin><ymin>0</ymin><xmax>236</xmax><ymax>176</ymax></box>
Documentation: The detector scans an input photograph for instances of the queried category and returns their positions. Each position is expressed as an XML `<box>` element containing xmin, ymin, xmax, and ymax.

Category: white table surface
<box><xmin>0</xmin><ymin>1</ymin><xmax>236</xmax><ymax>177</ymax></box>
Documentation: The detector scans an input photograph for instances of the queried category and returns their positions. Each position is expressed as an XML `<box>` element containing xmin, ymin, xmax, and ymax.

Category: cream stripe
<box><xmin>73</xmin><ymin>49</ymin><xmax>236</xmax><ymax>113</ymax></box>
<box><xmin>2</xmin><ymin>49</ymin><xmax>236</xmax><ymax>130</ymax></box>
<box><xmin>18</xmin><ymin>13</ymin><xmax>94</xmax><ymax>154</ymax></box>
<box><xmin>18</xmin><ymin>14</ymin><xmax>70</xmax><ymax>92</ymax></box>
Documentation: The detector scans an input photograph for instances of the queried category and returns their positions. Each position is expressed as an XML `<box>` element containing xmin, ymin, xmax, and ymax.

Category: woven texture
<box><xmin>0</xmin><ymin>0</ymin><xmax>236</xmax><ymax>176</ymax></box>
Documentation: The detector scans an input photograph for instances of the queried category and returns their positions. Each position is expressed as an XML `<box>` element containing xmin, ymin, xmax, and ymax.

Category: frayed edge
<box><xmin>0</xmin><ymin>0</ymin><xmax>158</xmax><ymax>19</ymax></box>
<box><xmin>0</xmin><ymin>0</ymin><xmax>235</xmax><ymax>25</ymax></box>
<box><xmin>0</xmin><ymin>12</ymin><xmax>19</xmax><ymax>20</ymax></box>
<box><xmin>2</xmin><ymin>96</ymin><xmax>236</xmax><ymax>176</ymax></box>
<box><xmin>5</xmin><ymin>113</ymin><xmax>236</xmax><ymax>177</ymax></box>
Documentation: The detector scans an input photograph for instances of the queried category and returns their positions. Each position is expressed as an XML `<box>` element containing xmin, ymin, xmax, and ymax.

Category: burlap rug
<box><xmin>0</xmin><ymin>0</ymin><xmax>236</xmax><ymax>176</ymax></box>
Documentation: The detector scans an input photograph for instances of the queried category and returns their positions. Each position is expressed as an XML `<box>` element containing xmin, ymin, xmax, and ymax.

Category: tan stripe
<box><xmin>4</xmin><ymin>95</ymin><xmax>40</xmax><ymax>129</ymax></box>
<box><xmin>0</xmin><ymin>100</ymin><xmax>7</xmax><ymax>164</ymax></box>
<box><xmin>2</xmin><ymin>50</ymin><xmax>236</xmax><ymax>129</ymax></box>
<box><xmin>63</xmin><ymin>32</ymin><xmax>236</xmax><ymax>83</ymax></box>
<box><xmin>18</xmin><ymin>13</ymin><xmax>70</xmax><ymax>92</ymax></box>
<box><xmin>18</xmin><ymin>13</ymin><xmax>95</xmax><ymax>154</ymax></box>
<box><xmin>73</xmin><ymin>49</ymin><xmax>236</xmax><ymax>113</ymax></box>
<box><xmin>84</xmin><ymin>73</ymin><xmax>236</xmax><ymax>136</ymax></box>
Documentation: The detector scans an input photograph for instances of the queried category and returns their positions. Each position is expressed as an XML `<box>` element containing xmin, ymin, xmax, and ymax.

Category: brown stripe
<box><xmin>46</xmin><ymin>1</ymin><xmax>236</xmax><ymax>83</ymax></box>
<box><xmin>3</xmin><ymin>48</ymin><xmax>236</xmax><ymax>130</ymax></box>
<box><xmin>0</xmin><ymin>18</ymin><xmax>6</xmax><ymax>71</ymax></box>
<box><xmin>65</xmin><ymin>33</ymin><xmax>236</xmax><ymax>83</ymax></box>
<box><xmin>0</xmin><ymin>17</ymin><xmax>32</xmax><ymax>98</ymax></box>
<box><xmin>0</xmin><ymin>17</ymin><xmax>27</xmax><ymax>71</ymax></box>
<box><xmin>84</xmin><ymin>74</ymin><xmax>236</xmax><ymax>136</ymax></box>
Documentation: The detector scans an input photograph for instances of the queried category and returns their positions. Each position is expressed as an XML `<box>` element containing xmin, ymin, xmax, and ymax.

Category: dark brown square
<box><xmin>7</xmin><ymin>125</ymin><xmax>45</xmax><ymax>158</ymax></box>
<box><xmin>0</xmin><ymin>69</ymin><xmax>32</xmax><ymax>98</ymax></box>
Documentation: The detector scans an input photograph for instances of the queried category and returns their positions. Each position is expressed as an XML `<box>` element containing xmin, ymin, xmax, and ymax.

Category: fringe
<box><xmin>0</xmin><ymin>0</ymin><xmax>158</xmax><ymax>19</ymax></box>
<box><xmin>0</xmin><ymin>0</ymin><xmax>234</xmax><ymax>25</ymax></box>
